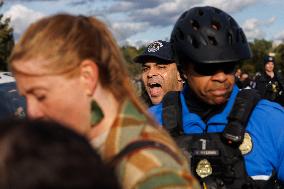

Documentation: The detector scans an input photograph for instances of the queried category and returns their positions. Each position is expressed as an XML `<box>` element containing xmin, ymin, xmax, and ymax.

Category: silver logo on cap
<box><xmin>148</xmin><ymin>41</ymin><xmax>163</xmax><ymax>52</ymax></box>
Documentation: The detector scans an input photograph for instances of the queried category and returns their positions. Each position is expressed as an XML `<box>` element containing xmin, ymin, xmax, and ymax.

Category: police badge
<box><xmin>239</xmin><ymin>132</ymin><xmax>253</xmax><ymax>155</ymax></box>
<box><xmin>196</xmin><ymin>159</ymin><xmax>212</xmax><ymax>178</ymax></box>
<box><xmin>147</xmin><ymin>41</ymin><xmax>163</xmax><ymax>52</ymax></box>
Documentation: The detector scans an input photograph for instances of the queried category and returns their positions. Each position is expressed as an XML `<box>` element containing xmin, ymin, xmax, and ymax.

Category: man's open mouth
<box><xmin>149</xmin><ymin>82</ymin><xmax>161</xmax><ymax>88</ymax></box>
<box><xmin>148</xmin><ymin>82</ymin><xmax>162</xmax><ymax>97</ymax></box>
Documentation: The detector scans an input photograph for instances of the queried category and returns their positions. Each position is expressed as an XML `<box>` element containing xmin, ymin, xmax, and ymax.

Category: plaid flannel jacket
<box><xmin>90</xmin><ymin>99</ymin><xmax>200</xmax><ymax>189</ymax></box>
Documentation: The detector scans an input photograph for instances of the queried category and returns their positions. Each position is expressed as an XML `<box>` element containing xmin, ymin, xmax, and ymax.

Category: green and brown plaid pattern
<box><xmin>91</xmin><ymin>100</ymin><xmax>200</xmax><ymax>189</ymax></box>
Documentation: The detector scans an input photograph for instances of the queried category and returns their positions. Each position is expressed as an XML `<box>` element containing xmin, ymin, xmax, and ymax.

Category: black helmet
<box><xmin>171</xmin><ymin>6</ymin><xmax>252</xmax><ymax>66</ymax></box>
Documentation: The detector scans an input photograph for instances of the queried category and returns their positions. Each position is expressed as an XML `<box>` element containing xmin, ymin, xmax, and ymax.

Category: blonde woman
<box><xmin>9</xmin><ymin>14</ymin><xmax>199</xmax><ymax>189</ymax></box>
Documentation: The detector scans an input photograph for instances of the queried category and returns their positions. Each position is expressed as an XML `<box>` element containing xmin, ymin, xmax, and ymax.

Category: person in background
<box><xmin>9</xmin><ymin>14</ymin><xmax>199</xmax><ymax>189</ymax></box>
<box><xmin>149</xmin><ymin>6</ymin><xmax>284</xmax><ymax>188</ymax></box>
<box><xmin>237</xmin><ymin>72</ymin><xmax>252</xmax><ymax>89</ymax></box>
<box><xmin>0</xmin><ymin>119</ymin><xmax>120</xmax><ymax>189</ymax></box>
<box><xmin>134</xmin><ymin>40</ymin><xmax>184</xmax><ymax>106</ymax></box>
<box><xmin>255</xmin><ymin>55</ymin><xmax>284</xmax><ymax>106</ymax></box>
<box><xmin>234</xmin><ymin>68</ymin><xmax>242</xmax><ymax>86</ymax></box>
<box><xmin>235</xmin><ymin>68</ymin><xmax>242</xmax><ymax>88</ymax></box>
<box><xmin>235</xmin><ymin>68</ymin><xmax>242</xmax><ymax>79</ymax></box>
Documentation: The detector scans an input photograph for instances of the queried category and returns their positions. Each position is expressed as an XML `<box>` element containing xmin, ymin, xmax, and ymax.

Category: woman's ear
<box><xmin>79</xmin><ymin>59</ymin><xmax>99</xmax><ymax>96</ymax></box>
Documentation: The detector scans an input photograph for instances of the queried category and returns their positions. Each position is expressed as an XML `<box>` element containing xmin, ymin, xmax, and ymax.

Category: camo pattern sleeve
<box><xmin>91</xmin><ymin>100</ymin><xmax>200</xmax><ymax>189</ymax></box>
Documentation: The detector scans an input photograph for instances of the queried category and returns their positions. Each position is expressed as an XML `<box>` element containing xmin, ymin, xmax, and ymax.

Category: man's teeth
<box><xmin>149</xmin><ymin>83</ymin><xmax>161</xmax><ymax>88</ymax></box>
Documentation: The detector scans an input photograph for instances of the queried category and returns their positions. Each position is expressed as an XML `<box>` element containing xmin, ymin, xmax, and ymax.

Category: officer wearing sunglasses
<box><xmin>149</xmin><ymin>6</ymin><xmax>284</xmax><ymax>189</ymax></box>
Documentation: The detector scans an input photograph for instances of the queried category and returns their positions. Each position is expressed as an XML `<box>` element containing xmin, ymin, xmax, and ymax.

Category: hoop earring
<box><xmin>90</xmin><ymin>100</ymin><xmax>104</xmax><ymax>126</ymax></box>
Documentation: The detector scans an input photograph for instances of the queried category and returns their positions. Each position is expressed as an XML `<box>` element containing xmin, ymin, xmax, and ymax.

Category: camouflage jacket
<box><xmin>90</xmin><ymin>99</ymin><xmax>199</xmax><ymax>189</ymax></box>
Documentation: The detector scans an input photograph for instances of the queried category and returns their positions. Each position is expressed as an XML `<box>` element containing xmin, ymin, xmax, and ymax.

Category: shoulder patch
<box><xmin>239</xmin><ymin>132</ymin><xmax>253</xmax><ymax>155</ymax></box>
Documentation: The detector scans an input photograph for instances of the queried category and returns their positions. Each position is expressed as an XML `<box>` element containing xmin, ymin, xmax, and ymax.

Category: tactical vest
<box><xmin>162</xmin><ymin>89</ymin><xmax>283</xmax><ymax>189</ymax></box>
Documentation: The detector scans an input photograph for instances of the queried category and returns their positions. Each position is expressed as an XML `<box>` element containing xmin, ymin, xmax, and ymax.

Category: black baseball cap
<box><xmin>263</xmin><ymin>55</ymin><xmax>275</xmax><ymax>64</ymax></box>
<box><xmin>133</xmin><ymin>40</ymin><xmax>175</xmax><ymax>64</ymax></box>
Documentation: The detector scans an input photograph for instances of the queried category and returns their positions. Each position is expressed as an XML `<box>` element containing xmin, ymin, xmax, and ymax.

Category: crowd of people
<box><xmin>0</xmin><ymin>5</ymin><xmax>283</xmax><ymax>189</ymax></box>
<box><xmin>235</xmin><ymin>55</ymin><xmax>284</xmax><ymax>106</ymax></box>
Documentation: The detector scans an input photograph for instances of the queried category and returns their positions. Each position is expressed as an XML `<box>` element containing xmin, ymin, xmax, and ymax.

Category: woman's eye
<box><xmin>36</xmin><ymin>95</ymin><xmax>46</xmax><ymax>101</ymax></box>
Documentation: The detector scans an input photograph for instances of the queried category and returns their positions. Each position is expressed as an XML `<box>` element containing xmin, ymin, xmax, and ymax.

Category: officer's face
<box><xmin>185</xmin><ymin>63</ymin><xmax>235</xmax><ymax>105</ymax></box>
<box><xmin>13</xmin><ymin>59</ymin><xmax>92</xmax><ymax>135</ymax></box>
<box><xmin>265</xmin><ymin>62</ymin><xmax>274</xmax><ymax>73</ymax></box>
<box><xmin>142</xmin><ymin>62</ymin><xmax>183</xmax><ymax>104</ymax></box>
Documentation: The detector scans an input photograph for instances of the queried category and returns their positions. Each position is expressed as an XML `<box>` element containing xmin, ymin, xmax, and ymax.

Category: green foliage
<box><xmin>121</xmin><ymin>45</ymin><xmax>146</xmax><ymax>78</ymax></box>
<box><xmin>0</xmin><ymin>3</ymin><xmax>14</xmax><ymax>71</ymax></box>
<box><xmin>240</xmin><ymin>39</ymin><xmax>274</xmax><ymax>75</ymax></box>
<box><xmin>274</xmin><ymin>44</ymin><xmax>284</xmax><ymax>72</ymax></box>
<box><xmin>240</xmin><ymin>63</ymin><xmax>255</xmax><ymax>75</ymax></box>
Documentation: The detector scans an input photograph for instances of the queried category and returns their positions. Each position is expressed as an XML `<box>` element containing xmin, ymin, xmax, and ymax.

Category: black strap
<box><xmin>223</xmin><ymin>89</ymin><xmax>261</xmax><ymax>144</ymax></box>
<box><xmin>162</xmin><ymin>89</ymin><xmax>261</xmax><ymax>143</ymax></box>
<box><xmin>162</xmin><ymin>91</ymin><xmax>183</xmax><ymax>136</ymax></box>
<box><xmin>109</xmin><ymin>140</ymin><xmax>183</xmax><ymax>168</ymax></box>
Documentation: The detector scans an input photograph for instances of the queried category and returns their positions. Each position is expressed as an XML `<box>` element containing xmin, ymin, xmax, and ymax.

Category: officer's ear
<box><xmin>79</xmin><ymin>59</ymin><xmax>99</xmax><ymax>97</ymax></box>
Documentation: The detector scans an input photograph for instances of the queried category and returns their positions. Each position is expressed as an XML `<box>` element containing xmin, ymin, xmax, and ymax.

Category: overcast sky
<box><xmin>1</xmin><ymin>0</ymin><xmax>284</xmax><ymax>47</ymax></box>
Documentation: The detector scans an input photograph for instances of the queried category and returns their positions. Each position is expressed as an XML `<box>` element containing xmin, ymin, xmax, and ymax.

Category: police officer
<box><xmin>255</xmin><ymin>55</ymin><xmax>284</xmax><ymax>106</ymax></box>
<box><xmin>149</xmin><ymin>6</ymin><xmax>284</xmax><ymax>188</ymax></box>
<box><xmin>134</xmin><ymin>40</ymin><xmax>184</xmax><ymax>106</ymax></box>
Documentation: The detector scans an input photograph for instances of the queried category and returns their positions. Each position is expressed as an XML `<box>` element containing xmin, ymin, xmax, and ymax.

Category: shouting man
<box><xmin>134</xmin><ymin>40</ymin><xmax>184</xmax><ymax>106</ymax></box>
